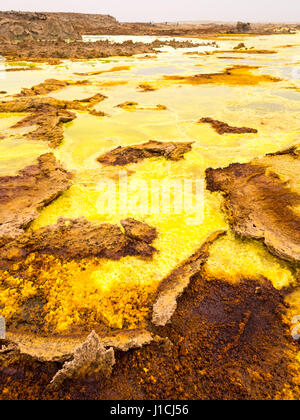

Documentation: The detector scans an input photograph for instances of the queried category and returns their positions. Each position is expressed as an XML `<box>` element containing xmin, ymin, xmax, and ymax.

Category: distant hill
<box><xmin>0</xmin><ymin>11</ymin><xmax>118</xmax><ymax>41</ymax></box>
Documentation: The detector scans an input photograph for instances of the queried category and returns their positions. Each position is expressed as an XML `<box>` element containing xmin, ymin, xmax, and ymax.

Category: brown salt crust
<box><xmin>199</xmin><ymin>117</ymin><xmax>258</xmax><ymax>135</ymax></box>
<box><xmin>16</xmin><ymin>79</ymin><xmax>89</xmax><ymax>97</ymax></box>
<box><xmin>152</xmin><ymin>230</ymin><xmax>226</xmax><ymax>326</ymax></box>
<box><xmin>13</xmin><ymin>109</ymin><xmax>76</xmax><ymax>148</ymax></box>
<box><xmin>0</xmin><ymin>93</ymin><xmax>106</xmax><ymax>113</ymax></box>
<box><xmin>0</xmin><ymin>217</ymin><xmax>158</xmax><ymax>268</ymax></box>
<box><xmin>0</xmin><ymin>93</ymin><xmax>106</xmax><ymax>147</ymax></box>
<box><xmin>0</xmin><ymin>153</ymin><xmax>72</xmax><ymax>248</ymax></box>
<box><xmin>206</xmin><ymin>146</ymin><xmax>300</xmax><ymax>263</ymax></box>
<box><xmin>97</xmin><ymin>140</ymin><xmax>193</xmax><ymax>166</ymax></box>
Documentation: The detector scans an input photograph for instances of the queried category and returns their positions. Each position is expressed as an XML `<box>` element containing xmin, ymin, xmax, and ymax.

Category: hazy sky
<box><xmin>1</xmin><ymin>0</ymin><xmax>299</xmax><ymax>23</ymax></box>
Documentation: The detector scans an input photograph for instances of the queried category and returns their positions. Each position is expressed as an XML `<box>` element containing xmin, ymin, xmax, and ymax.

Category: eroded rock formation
<box><xmin>206</xmin><ymin>146</ymin><xmax>300</xmax><ymax>263</ymax></box>
<box><xmin>0</xmin><ymin>217</ymin><xmax>157</xmax><ymax>268</ymax></box>
<box><xmin>97</xmin><ymin>140</ymin><xmax>193</xmax><ymax>166</ymax></box>
<box><xmin>0</xmin><ymin>11</ymin><xmax>117</xmax><ymax>41</ymax></box>
<box><xmin>199</xmin><ymin>117</ymin><xmax>258</xmax><ymax>134</ymax></box>
<box><xmin>0</xmin><ymin>154</ymin><xmax>72</xmax><ymax>247</ymax></box>
<box><xmin>49</xmin><ymin>331</ymin><xmax>115</xmax><ymax>390</ymax></box>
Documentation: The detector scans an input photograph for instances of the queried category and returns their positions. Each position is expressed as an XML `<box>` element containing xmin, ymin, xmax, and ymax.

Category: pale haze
<box><xmin>0</xmin><ymin>0</ymin><xmax>299</xmax><ymax>23</ymax></box>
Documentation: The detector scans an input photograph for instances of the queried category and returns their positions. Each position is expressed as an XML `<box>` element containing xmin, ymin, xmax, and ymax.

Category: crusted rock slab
<box><xmin>0</xmin><ymin>94</ymin><xmax>106</xmax><ymax>114</ymax></box>
<box><xmin>49</xmin><ymin>331</ymin><xmax>115</xmax><ymax>390</ymax></box>
<box><xmin>97</xmin><ymin>140</ymin><xmax>193</xmax><ymax>166</ymax></box>
<box><xmin>0</xmin><ymin>217</ymin><xmax>157</xmax><ymax>267</ymax></box>
<box><xmin>0</xmin><ymin>154</ymin><xmax>72</xmax><ymax>247</ymax></box>
<box><xmin>206</xmin><ymin>146</ymin><xmax>300</xmax><ymax>263</ymax></box>
<box><xmin>199</xmin><ymin>117</ymin><xmax>258</xmax><ymax>135</ymax></box>
<box><xmin>5</xmin><ymin>329</ymin><xmax>154</xmax><ymax>363</ymax></box>
<box><xmin>13</xmin><ymin>109</ymin><xmax>76</xmax><ymax>148</ymax></box>
<box><xmin>152</xmin><ymin>230</ymin><xmax>226</xmax><ymax>326</ymax></box>
<box><xmin>0</xmin><ymin>93</ymin><xmax>106</xmax><ymax>147</ymax></box>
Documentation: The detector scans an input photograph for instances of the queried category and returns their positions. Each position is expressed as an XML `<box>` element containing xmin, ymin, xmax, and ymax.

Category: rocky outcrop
<box><xmin>97</xmin><ymin>140</ymin><xmax>193</xmax><ymax>166</ymax></box>
<box><xmin>206</xmin><ymin>146</ymin><xmax>300</xmax><ymax>263</ymax></box>
<box><xmin>0</xmin><ymin>11</ymin><xmax>117</xmax><ymax>41</ymax></box>
<box><xmin>199</xmin><ymin>117</ymin><xmax>258</xmax><ymax>135</ymax></box>
<box><xmin>0</xmin><ymin>217</ymin><xmax>157</xmax><ymax>268</ymax></box>
<box><xmin>236</xmin><ymin>22</ymin><xmax>252</xmax><ymax>33</ymax></box>
<box><xmin>0</xmin><ymin>154</ymin><xmax>72</xmax><ymax>247</ymax></box>
<box><xmin>49</xmin><ymin>331</ymin><xmax>115</xmax><ymax>390</ymax></box>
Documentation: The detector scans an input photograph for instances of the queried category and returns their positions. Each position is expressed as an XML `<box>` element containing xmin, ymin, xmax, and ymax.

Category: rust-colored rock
<box><xmin>199</xmin><ymin>117</ymin><xmax>258</xmax><ymax>135</ymax></box>
<box><xmin>0</xmin><ymin>217</ymin><xmax>157</xmax><ymax>268</ymax></box>
<box><xmin>206</xmin><ymin>146</ymin><xmax>300</xmax><ymax>263</ymax></box>
<box><xmin>97</xmin><ymin>140</ymin><xmax>193</xmax><ymax>166</ymax></box>
<box><xmin>0</xmin><ymin>154</ymin><xmax>72</xmax><ymax>247</ymax></box>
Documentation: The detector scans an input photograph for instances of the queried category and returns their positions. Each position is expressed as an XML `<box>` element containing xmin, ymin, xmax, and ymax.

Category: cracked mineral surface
<box><xmin>0</xmin><ymin>29</ymin><xmax>300</xmax><ymax>400</ymax></box>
